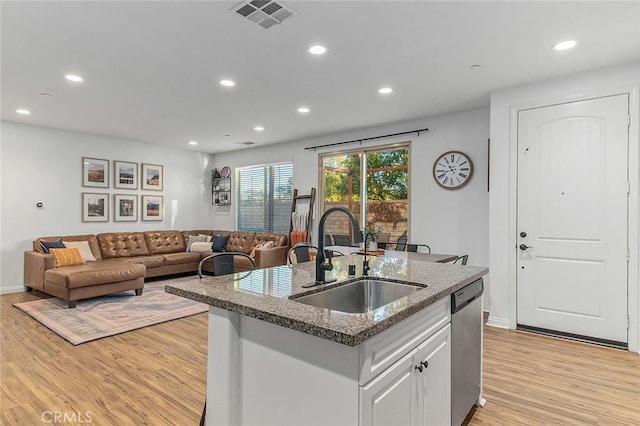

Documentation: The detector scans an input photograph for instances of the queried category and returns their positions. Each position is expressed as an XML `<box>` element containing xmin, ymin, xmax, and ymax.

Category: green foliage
<box><xmin>323</xmin><ymin>149</ymin><xmax>408</xmax><ymax>202</ymax></box>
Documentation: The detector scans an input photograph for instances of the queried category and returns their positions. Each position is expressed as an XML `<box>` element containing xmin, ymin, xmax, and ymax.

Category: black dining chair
<box><xmin>197</xmin><ymin>252</ymin><xmax>256</xmax><ymax>279</ymax></box>
<box><xmin>332</xmin><ymin>234</ymin><xmax>352</xmax><ymax>247</ymax></box>
<box><xmin>452</xmin><ymin>254</ymin><xmax>469</xmax><ymax>265</ymax></box>
<box><xmin>407</xmin><ymin>243</ymin><xmax>431</xmax><ymax>254</ymax></box>
<box><xmin>288</xmin><ymin>243</ymin><xmax>317</xmax><ymax>264</ymax></box>
<box><xmin>381</xmin><ymin>232</ymin><xmax>408</xmax><ymax>251</ymax></box>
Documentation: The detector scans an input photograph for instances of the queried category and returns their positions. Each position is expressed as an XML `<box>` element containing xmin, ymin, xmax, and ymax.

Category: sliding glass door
<box><xmin>320</xmin><ymin>144</ymin><xmax>409</xmax><ymax>246</ymax></box>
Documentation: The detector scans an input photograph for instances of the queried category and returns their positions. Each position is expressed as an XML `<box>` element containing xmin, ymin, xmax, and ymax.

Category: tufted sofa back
<box><xmin>96</xmin><ymin>232</ymin><xmax>150</xmax><ymax>258</ymax></box>
<box><xmin>144</xmin><ymin>230</ymin><xmax>186</xmax><ymax>254</ymax></box>
<box><xmin>254</xmin><ymin>233</ymin><xmax>288</xmax><ymax>247</ymax></box>
<box><xmin>224</xmin><ymin>231</ymin><xmax>256</xmax><ymax>254</ymax></box>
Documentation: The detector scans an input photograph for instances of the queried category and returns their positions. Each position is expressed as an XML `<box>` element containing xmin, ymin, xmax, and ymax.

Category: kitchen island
<box><xmin>166</xmin><ymin>255</ymin><xmax>487</xmax><ymax>426</ymax></box>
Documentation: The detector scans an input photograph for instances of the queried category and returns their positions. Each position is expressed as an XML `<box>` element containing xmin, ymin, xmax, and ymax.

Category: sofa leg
<box><xmin>68</xmin><ymin>300</ymin><xmax>77</xmax><ymax>308</ymax></box>
<box><xmin>135</xmin><ymin>288</ymin><xmax>143</xmax><ymax>296</ymax></box>
<box><xmin>25</xmin><ymin>286</ymin><xmax>33</xmax><ymax>292</ymax></box>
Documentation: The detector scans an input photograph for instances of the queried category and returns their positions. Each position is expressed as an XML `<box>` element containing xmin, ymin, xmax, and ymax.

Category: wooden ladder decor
<box><xmin>289</xmin><ymin>188</ymin><xmax>316</xmax><ymax>246</ymax></box>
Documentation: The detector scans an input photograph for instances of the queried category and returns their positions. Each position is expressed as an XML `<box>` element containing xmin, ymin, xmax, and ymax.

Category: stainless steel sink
<box><xmin>290</xmin><ymin>279</ymin><xmax>424</xmax><ymax>314</ymax></box>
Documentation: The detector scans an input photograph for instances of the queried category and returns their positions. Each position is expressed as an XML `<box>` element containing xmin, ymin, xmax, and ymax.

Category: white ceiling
<box><xmin>2</xmin><ymin>1</ymin><xmax>639</xmax><ymax>154</ymax></box>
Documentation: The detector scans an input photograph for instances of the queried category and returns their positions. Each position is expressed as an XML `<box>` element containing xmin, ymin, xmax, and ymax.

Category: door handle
<box><xmin>519</xmin><ymin>244</ymin><xmax>533</xmax><ymax>251</ymax></box>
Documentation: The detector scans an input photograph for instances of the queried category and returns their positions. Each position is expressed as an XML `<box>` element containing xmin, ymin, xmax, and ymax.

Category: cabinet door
<box><xmin>360</xmin><ymin>349</ymin><xmax>417</xmax><ymax>426</ymax></box>
<box><xmin>415</xmin><ymin>324</ymin><xmax>451</xmax><ymax>426</ymax></box>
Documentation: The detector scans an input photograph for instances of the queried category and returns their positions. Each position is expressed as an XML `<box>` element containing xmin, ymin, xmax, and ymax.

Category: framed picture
<box><xmin>141</xmin><ymin>195</ymin><xmax>163</xmax><ymax>221</ymax></box>
<box><xmin>114</xmin><ymin>194</ymin><xmax>137</xmax><ymax>222</ymax></box>
<box><xmin>141</xmin><ymin>163</ymin><xmax>163</xmax><ymax>191</ymax></box>
<box><xmin>82</xmin><ymin>193</ymin><xmax>109</xmax><ymax>222</ymax></box>
<box><xmin>82</xmin><ymin>157</ymin><xmax>109</xmax><ymax>188</ymax></box>
<box><xmin>114</xmin><ymin>160</ymin><xmax>138</xmax><ymax>189</ymax></box>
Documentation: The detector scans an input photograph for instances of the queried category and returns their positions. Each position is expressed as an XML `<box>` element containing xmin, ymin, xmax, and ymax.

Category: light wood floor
<box><xmin>1</xmin><ymin>289</ymin><xmax>639</xmax><ymax>425</ymax></box>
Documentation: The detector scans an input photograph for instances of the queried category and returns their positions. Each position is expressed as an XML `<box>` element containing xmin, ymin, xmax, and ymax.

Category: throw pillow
<box><xmin>212</xmin><ymin>235</ymin><xmax>229</xmax><ymax>252</ymax></box>
<box><xmin>262</xmin><ymin>241</ymin><xmax>275</xmax><ymax>250</ymax></box>
<box><xmin>40</xmin><ymin>239</ymin><xmax>65</xmax><ymax>254</ymax></box>
<box><xmin>190</xmin><ymin>242</ymin><xmax>213</xmax><ymax>253</ymax></box>
<box><xmin>199</xmin><ymin>234</ymin><xmax>213</xmax><ymax>242</ymax></box>
<box><xmin>49</xmin><ymin>248</ymin><xmax>84</xmax><ymax>267</ymax></box>
<box><xmin>62</xmin><ymin>240</ymin><xmax>97</xmax><ymax>262</ymax></box>
<box><xmin>187</xmin><ymin>235</ymin><xmax>208</xmax><ymax>251</ymax></box>
<box><xmin>249</xmin><ymin>243</ymin><xmax>263</xmax><ymax>258</ymax></box>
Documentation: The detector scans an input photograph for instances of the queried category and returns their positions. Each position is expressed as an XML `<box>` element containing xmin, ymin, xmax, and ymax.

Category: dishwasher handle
<box><xmin>451</xmin><ymin>279</ymin><xmax>484</xmax><ymax>314</ymax></box>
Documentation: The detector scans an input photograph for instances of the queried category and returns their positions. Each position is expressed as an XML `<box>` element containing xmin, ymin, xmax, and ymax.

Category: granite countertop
<box><xmin>165</xmin><ymin>256</ymin><xmax>488</xmax><ymax>346</ymax></box>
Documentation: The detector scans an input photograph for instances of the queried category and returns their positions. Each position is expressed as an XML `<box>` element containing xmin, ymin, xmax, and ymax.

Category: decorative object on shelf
<box><xmin>212</xmin><ymin>167</ymin><xmax>231</xmax><ymax>206</ymax></box>
<box><xmin>114</xmin><ymin>160</ymin><xmax>138</xmax><ymax>190</ymax></box>
<box><xmin>141</xmin><ymin>163</ymin><xmax>163</xmax><ymax>191</ymax></box>
<box><xmin>141</xmin><ymin>195</ymin><xmax>163</xmax><ymax>221</ymax></box>
<box><xmin>432</xmin><ymin>150</ymin><xmax>474</xmax><ymax>190</ymax></box>
<box><xmin>82</xmin><ymin>157</ymin><xmax>109</xmax><ymax>188</ymax></box>
<box><xmin>82</xmin><ymin>192</ymin><xmax>109</xmax><ymax>222</ymax></box>
<box><xmin>114</xmin><ymin>194</ymin><xmax>138</xmax><ymax>222</ymax></box>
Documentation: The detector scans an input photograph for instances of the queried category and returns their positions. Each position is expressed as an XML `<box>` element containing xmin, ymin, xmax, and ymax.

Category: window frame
<box><xmin>317</xmin><ymin>142</ymin><xmax>411</xmax><ymax>236</ymax></box>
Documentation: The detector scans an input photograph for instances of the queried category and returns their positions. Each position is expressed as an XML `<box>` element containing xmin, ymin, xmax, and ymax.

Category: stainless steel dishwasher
<box><xmin>451</xmin><ymin>278</ymin><xmax>484</xmax><ymax>426</ymax></box>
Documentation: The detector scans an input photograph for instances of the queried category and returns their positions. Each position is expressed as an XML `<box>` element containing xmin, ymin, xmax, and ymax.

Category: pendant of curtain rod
<box><xmin>305</xmin><ymin>128</ymin><xmax>429</xmax><ymax>151</ymax></box>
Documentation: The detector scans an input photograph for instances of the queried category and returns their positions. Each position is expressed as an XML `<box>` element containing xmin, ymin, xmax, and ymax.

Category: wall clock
<box><xmin>433</xmin><ymin>150</ymin><xmax>474</xmax><ymax>190</ymax></box>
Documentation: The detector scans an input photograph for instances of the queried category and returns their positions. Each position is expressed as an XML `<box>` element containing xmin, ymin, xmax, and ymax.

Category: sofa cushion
<box><xmin>226</xmin><ymin>232</ymin><xmax>255</xmax><ymax>254</ymax></box>
<box><xmin>182</xmin><ymin>230</ymin><xmax>217</xmax><ymax>245</ymax></box>
<box><xmin>50</xmin><ymin>248</ymin><xmax>84</xmax><ymax>267</ymax></box>
<box><xmin>212</xmin><ymin>235</ymin><xmax>229</xmax><ymax>252</ymax></box>
<box><xmin>45</xmin><ymin>262</ymin><xmax>146</xmax><ymax>289</ymax></box>
<box><xmin>127</xmin><ymin>255</ymin><xmax>165</xmax><ymax>269</ymax></box>
<box><xmin>189</xmin><ymin>242</ymin><xmax>213</xmax><ymax>253</ymax></box>
<box><xmin>163</xmin><ymin>252</ymin><xmax>202</xmax><ymax>266</ymax></box>
<box><xmin>144</xmin><ymin>231</ymin><xmax>186</xmax><ymax>254</ymax></box>
<box><xmin>63</xmin><ymin>240</ymin><xmax>97</xmax><ymax>262</ymax></box>
<box><xmin>186</xmin><ymin>235</ymin><xmax>208</xmax><ymax>251</ymax></box>
<box><xmin>97</xmin><ymin>233</ymin><xmax>150</xmax><ymax>258</ymax></box>
<box><xmin>40</xmin><ymin>239</ymin><xmax>65</xmax><ymax>253</ymax></box>
<box><xmin>35</xmin><ymin>235</ymin><xmax>103</xmax><ymax>260</ymax></box>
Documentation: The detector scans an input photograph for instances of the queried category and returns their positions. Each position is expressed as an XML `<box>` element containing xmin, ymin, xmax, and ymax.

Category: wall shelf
<box><xmin>212</xmin><ymin>169</ymin><xmax>231</xmax><ymax>206</ymax></box>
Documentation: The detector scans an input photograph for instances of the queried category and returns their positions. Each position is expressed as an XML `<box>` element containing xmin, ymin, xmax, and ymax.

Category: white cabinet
<box><xmin>360</xmin><ymin>324</ymin><xmax>451</xmax><ymax>426</ymax></box>
<box><xmin>206</xmin><ymin>297</ymin><xmax>456</xmax><ymax>426</ymax></box>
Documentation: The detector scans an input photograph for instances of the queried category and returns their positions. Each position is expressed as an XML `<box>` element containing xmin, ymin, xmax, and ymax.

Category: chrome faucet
<box><xmin>315</xmin><ymin>207</ymin><xmax>361</xmax><ymax>285</ymax></box>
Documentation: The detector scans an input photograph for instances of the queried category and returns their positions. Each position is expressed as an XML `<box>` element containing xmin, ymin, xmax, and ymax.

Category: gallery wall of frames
<box><xmin>81</xmin><ymin>157</ymin><xmax>164</xmax><ymax>222</ymax></box>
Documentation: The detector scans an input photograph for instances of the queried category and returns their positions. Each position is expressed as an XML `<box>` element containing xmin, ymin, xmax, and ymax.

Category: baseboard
<box><xmin>1</xmin><ymin>285</ymin><xmax>27</xmax><ymax>295</ymax></box>
<box><xmin>486</xmin><ymin>315</ymin><xmax>510</xmax><ymax>329</ymax></box>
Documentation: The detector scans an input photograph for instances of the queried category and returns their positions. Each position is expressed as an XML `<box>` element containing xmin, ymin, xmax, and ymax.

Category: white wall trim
<box><xmin>627</xmin><ymin>85</ymin><xmax>640</xmax><ymax>353</ymax></box>
<box><xmin>1</xmin><ymin>285</ymin><xmax>26</xmax><ymax>295</ymax></box>
<box><xmin>486</xmin><ymin>315</ymin><xmax>510</xmax><ymax>329</ymax></box>
<box><xmin>507</xmin><ymin>85</ymin><xmax>640</xmax><ymax>352</ymax></box>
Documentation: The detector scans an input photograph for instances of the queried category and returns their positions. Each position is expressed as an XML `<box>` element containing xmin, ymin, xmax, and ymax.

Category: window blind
<box><xmin>237</xmin><ymin>163</ymin><xmax>293</xmax><ymax>234</ymax></box>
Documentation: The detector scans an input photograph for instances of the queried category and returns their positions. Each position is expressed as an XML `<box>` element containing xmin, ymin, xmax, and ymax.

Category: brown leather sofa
<box><xmin>24</xmin><ymin>230</ymin><xmax>288</xmax><ymax>307</ymax></box>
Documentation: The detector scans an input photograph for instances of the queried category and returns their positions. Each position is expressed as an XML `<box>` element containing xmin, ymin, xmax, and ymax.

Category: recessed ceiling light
<box><xmin>308</xmin><ymin>45</ymin><xmax>327</xmax><ymax>55</ymax></box>
<box><xmin>65</xmin><ymin>74</ymin><xmax>83</xmax><ymax>82</ymax></box>
<box><xmin>219</xmin><ymin>79</ymin><xmax>236</xmax><ymax>87</ymax></box>
<box><xmin>16</xmin><ymin>109</ymin><xmax>31</xmax><ymax>115</ymax></box>
<box><xmin>297</xmin><ymin>107</ymin><xmax>310</xmax><ymax>113</ymax></box>
<box><xmin>378</xmin><ymin>87</ymin><xmax>393</xmax><ymax>94</ymax></box>
<box><xmin>41</xmin><ymin>92</ymin><xmax>53</xmax><ymax>98</ymax></box>
<box><xmin>470</xmin><ymin>64</ymin><xmax>481</xmax><ymax>69</ymax></box>
<box><xmin>254</xmin><ymin>126</ymin><xmax>264</xmax><ymax>131</ymax></box>
<box><xmin>189</xmin><ymin>141</ymin><xmax>198</xmax><ymax>145</ymax></box>
<box><xmin>553</xmin><ymin>40</ymin><xmax>577</xmax><ymax>51</ymax></box>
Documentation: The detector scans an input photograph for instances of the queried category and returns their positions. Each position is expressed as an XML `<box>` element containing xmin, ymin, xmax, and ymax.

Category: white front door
<box><xmin>517</xmin><ymin>94</ymin><xmax>629</xmax><ymax>344</ymax></box>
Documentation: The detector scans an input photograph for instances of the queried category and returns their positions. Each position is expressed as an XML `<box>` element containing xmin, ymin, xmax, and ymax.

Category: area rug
<box><xmin>13</xmin><ymin>278</ymin><xmax>208</xmax><ymax>345</ymax></box>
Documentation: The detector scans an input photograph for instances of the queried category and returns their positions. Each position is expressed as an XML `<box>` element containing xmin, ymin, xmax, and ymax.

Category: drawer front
<box><xmin>359</xmin><ymin>297</ymin><xmax>450</xmax><ymax>385</ymax></box>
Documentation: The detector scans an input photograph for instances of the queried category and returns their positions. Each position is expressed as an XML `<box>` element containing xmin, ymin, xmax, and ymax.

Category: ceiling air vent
<box><xmin>233</xmin><ymin>0</ymin><xmax>293</xmax><ymax>29</ymax></box>
<box><xmin>236</xmin><ymin>141</ymin><xmax>256</xmax><ymax>146</ymax></box>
